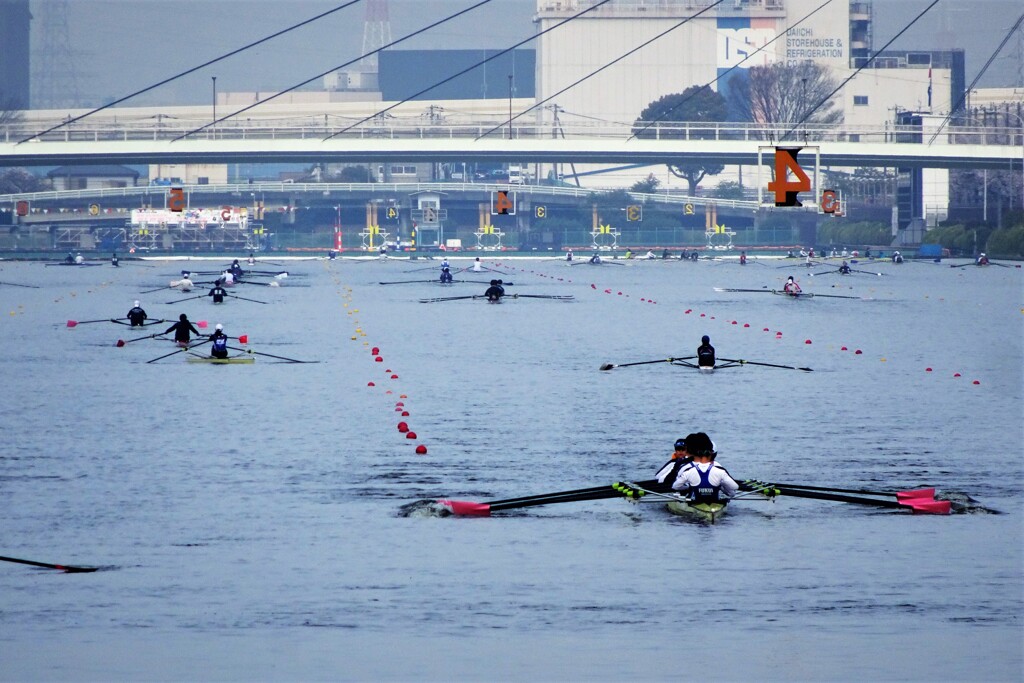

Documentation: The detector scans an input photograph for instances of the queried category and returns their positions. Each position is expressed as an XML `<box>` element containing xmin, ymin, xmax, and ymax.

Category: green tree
<box><xmin>630</xmin><ymin>173</ymin><xmax>661</xmax><ymax>194</ymax></box>
<box><xmin>336</xmin><ymin>166</ymin><xmax>374</xmax><ymax>183</ymax></box>
<box><xmin>632</xmin><ymin>86</ymin><xmax>728</xmax><ymax>195</ymax></box>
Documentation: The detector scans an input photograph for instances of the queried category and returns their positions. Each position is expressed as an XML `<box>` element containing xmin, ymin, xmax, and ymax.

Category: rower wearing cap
<box><xmin>164</xmin><ymin>314</ymin><xmax>200</xmax><ymax>346</ymax></box>
<box><xmin>976</xmin><ymin>253</ymin><xmax>990</xmax><ymax>266</ymax></box>
<box><xmin>670</xmin><ymin>432</ymin><xmax>738</xmax><ymax>503</ymax></box>
<box><xmin>440</xmin><ymin>267</ymin><xmax>453</xmax><ymax>284</ymax></box>
<box><xmin>566</xmin><ymin>249</ymin><xmax>574</xmax><ymax>262</ymax></box>
<box><xmin>589</xmin><ymin>253</ymin><xmax>602</xmax><ymax>264</ymax></box>
<box><xmin>838</xmin><ymin>260</ymin><xmax>851</xmax><ymax>275</ymax></box>
<box><xmin>651</xmin><ymin>437</ymin><xmax>695</xmax><ymax>492</ymax></box>
<box><xmin>209</xmin><ymin>324</ymin><xmax>229</xmax><ymax>359</ymax></box>
<box><xmin>127</xmin><ymin>300</ymin><xmax>147</xmax><ymax>327</ymax></box>
<box><xmin>697</xmin><ymin>335</ymin><xmax>715</xmax><ymax>369</ymax></box>
<box><xmin>892</xmin><ymin>251</ymin><xmax>903</xmax><ymax>264</ymax></box>
<box><xmin>440</xmin><ymin>257</ymin><xmax>451</xmax><ymax>270</ymax></box>
<box><xmin>783</xmin><ymin>275</ymin><xmax>801</xmax><ymax>294</ymax></box>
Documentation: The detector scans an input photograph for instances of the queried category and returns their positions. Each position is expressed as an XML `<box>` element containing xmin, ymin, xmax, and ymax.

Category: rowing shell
<box><xmin>666</xmin><ymin>500</ymin><xmax>728</xmax><ymax>523</ymax></box>
<box><xmin>698</xmin><ymin>366</ymin><xmax>715</xmax><ymax>374</ymax></box>
<box><xmin>772</xmin><ymin>289</ymin><xmax>813</xmax><ymax>299</ymax></box>
<box><xmin>186</xmin><ymin>355</ymin><xmax>255</xmax><ymax>364</ymax></box>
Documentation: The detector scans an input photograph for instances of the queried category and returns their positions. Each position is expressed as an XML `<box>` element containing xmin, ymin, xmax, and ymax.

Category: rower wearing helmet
<box><xmin>670</xmin><ymin>432</ymin><xmax>738</xmax><ymax>503</ymax></box>
<box><xmin>164</xmin><ymin>314</ymin><xmax>200</xmax><ymax>346</ymax></box>
<box><xmin>209</xmin><ymin>323</ymin><xmax>229</xmax><ymax>359</ymax></box>
<box><xmin>127</xmin><ymin>300</ymin><xmax>147</xmax><ymax>327</ymax></box>
<box><xmin>697</xmin><ymin>335</ymin><xmax>715</xmax><ymax>369</ymax></box>
<box><xmin>651</xmin><ymin>436</ymin><xmax>695</xmax><ymax>492</ymax></box>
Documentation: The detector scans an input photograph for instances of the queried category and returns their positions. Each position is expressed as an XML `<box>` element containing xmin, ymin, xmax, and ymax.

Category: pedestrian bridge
<box><xmin>2</xmin><ymin>121</ymin><xmax>1020</xmax><ymax>170</ymax></box>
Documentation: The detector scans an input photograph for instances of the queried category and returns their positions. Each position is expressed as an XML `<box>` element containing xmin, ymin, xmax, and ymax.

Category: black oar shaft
<box><xmin>771</xmin><ymin>486</ymin><xmax>903</xmax><ymax>508</ymax></box>
<box><xmin>0</xmin><ymin>555</ymin><xmax>97</xmax><ymax>573</ymax></box>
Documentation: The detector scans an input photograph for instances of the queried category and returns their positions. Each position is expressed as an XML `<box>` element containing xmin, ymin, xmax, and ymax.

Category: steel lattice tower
<box><xmin>361</xmin><ymin>0</ymin><xmax>392</xmax><ymax>69</ymax></box>
<box><xmin>32</xmin><ymin>0</ymin><xmax>81</xmax><ymax>108</ymax></box>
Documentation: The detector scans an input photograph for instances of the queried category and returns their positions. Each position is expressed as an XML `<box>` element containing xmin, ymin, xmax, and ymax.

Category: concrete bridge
<box><xmin>2</xmin><ymin>121</ymin><xmax>1020</xmax><ymax>170</ymax></box>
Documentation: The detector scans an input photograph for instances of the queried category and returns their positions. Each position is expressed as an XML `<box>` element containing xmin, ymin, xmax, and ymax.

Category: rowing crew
<box><xmin>163</xmin><ymin>314</ymin><xmax>230</xmax><ymax>358</ymax></box>
<box><xmin>651</xmin><ymin>432</ymin><xmax>739</xmax><ymax>504</ymax></box>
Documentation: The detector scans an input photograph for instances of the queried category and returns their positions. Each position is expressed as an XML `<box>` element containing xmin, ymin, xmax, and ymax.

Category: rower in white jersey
<box><xmin>472</xmin><ymin>257</ymin><xmax>483</xmax><ymax>272</ymax></box>
<box><xmin>670</xmin><ymin>432</ymin><xmax>739</xmax><ymax>503</ymax></box>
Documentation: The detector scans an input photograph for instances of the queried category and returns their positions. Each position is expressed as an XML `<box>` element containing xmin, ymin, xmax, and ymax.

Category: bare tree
<box><xmin>0</xmin><ymin>92</ymin><xmax>24</xmax><ymax>133</ymax></box>
<box><xmin>726</xmin><ymin>62</ymin><xmax>843</xmax><ymax>127</ymax></box>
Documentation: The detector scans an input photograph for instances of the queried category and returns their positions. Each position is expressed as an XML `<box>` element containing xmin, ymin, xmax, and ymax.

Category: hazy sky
<box><xmin>33</xmin><ymin>0</ymin><xmax>1023</xmax><ymax>108</ymax></box>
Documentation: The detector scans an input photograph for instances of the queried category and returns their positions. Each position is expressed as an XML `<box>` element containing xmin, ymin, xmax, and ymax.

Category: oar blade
<box><xmin>66</xmin><ymin>320</ymin><xmax>77</xmax><ymax>327</ymax></box>
<box><xmin>896</xmin><ymin>488</ymin><xmax>936</xmax><ymax>500</ymax></box>
<box><xmin>599</xmin><ymin>363</ymin><xmax>615</xmax><ymax>371</ymax></box>
<box><xmin>116</xmin><ymin>339</ymin><xmax>125</xmax><ymax>347</ymax></box>
<box><xmin>902</xmin><ymin>499</ymin><xmax>951</xmax><ymax>515</ymax></box>
<box><xmin>438</xmin><ymin>500</ymin><xmax>491</xmax><ymax>516</ymax></box>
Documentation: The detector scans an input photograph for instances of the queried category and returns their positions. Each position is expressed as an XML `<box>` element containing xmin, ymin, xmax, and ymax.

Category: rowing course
<box><xmin>0</xmin><ymin>258</ymin><xmax>1021</xmax><ymax>681</ymax></box>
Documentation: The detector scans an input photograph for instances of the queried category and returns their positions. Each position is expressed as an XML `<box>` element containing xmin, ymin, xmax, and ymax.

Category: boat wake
<box><xmin>941</xmin><ymin>492</ymin><xmax>1002</xmax><ymax>514</ymax></box>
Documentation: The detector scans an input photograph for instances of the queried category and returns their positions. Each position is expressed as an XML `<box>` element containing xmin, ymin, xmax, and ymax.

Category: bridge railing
<box><xmin>0</xmin><ymin>181</ymin><xmax>760</xmax><ymax>210</ymax></box>
<box><xmin>2</xmin><ymin>119</ymin><xmax>1020</xmax><ymax>147</ymax></box>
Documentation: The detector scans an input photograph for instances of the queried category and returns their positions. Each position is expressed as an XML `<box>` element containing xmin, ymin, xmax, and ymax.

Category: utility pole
<box><xmin>212</xmin><ymin>76</ymin><xmax>217</xmax><ymax>137</ymax></box>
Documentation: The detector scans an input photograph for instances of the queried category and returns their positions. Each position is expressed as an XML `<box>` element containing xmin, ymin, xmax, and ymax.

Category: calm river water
<box><xmin>1</xmin><ymin>254</ymin><xmax>1021</xmax><ymax>682</ymax></box>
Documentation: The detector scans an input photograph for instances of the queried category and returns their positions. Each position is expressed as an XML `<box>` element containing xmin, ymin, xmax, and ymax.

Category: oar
<box><xmin>851</xmin><ymin>268</ymin><xmax>884</xmax><ymax>276</ymax></box>
<box><xmin>226</xmin><ymin>346</ymin><xmax>316</xmax><ymax>363</ymax></box>
<box><xmin>807</xmin><ymin>292</ymin><xmax>868</xmax><ymax>300</ymax></box>
<box><xmin>600</xmin><ymin>356</ymin><xmax>696</xmax><ymax>371</ymax></box>
<box><xmin>717</xmin><ymin>357</ymin><xmax>813</xmax><ymax>372</ymax></box>
<box><xmin>164</xmin><ymin>294</ymin><xmax>206</xmax><ymax>305</ymax></box>
<box><xmin>713</xmin><ymin>287</ymin><xmax>769</xmax><ymax>293</ymax></box>
<box><xmin>419</xmin><ymin>295</ymin><xmax>479</xmax><ymax>303</ymax></box>
<box><xmin>439</xmin><ymin>480</ymin><xmax>655</xmax><ymax>516</ymax></box>
<box><xmin>511</xmin><ymin>294</ymin><xmax>572</xmax><ymax>300</ymax></box>
<box><xmin>764</xmin><ymin>485</ymin><xmax>950</xmax><ymax>514</ymax></box>
<box><xmin>140</xmin><ymin>284</ymin><xmax>177</xmax><ymax>294</ymax></box>
<box><xmin>146</xmin><ymin>338</ymin><xmax>210</xmax><ymax>364</ymax></box>
<box><xmin>226</xmin><ymin>293</ymin><xmax>268</xmax><ymax>304</ymax></box>
<box><xmin>755</xmin><ymin>482</ymin><xmax>936</xmax><ymax>500</ymax></box>
<box><xmin>66</xmin><ymin>318</ymin><xmax>117</xmax><ymax>327</ymax></box>
<box><xmin>456</xmin><ymin>279</ymin><xmax>515</xmax><ymax>286</ymax></box>
<box><xmin>0</xmin><ymin>555</ymin><xmax>98</xmax><ymax>573</ymax></box>
<box><xmin>380</xmin><ymin>279</ymin><xmax>445</xmax><ymax>285</ymax></box>
<box><xmin>0</xmin><ymin>281</ymin><xmax>41</xmax><ymax>288</ymax></box>
<box><xmin>949</xmin><ymin>262</ymin><xmax>974</xmax><ymax>268</ymax></box>
<box><xmin>115</xmin><ymin>333</ymin><xmax>162</xmax><ymax>347</ymax></box>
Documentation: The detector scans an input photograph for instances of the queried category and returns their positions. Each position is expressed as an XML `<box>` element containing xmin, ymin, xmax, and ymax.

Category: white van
<box><xmin>507</xmin><ymin>165</ymin><xmax>523</xmax><ymax>185</ymax></box>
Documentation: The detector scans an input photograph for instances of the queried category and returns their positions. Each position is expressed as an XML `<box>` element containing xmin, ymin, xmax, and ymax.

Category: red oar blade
<box><xmin>901</xmin><ymin>499</ymin><xmax>951</xmax><ymax>515</ymax></box>
<box><xmin>238</xmin><ymin>334</ymin><xmax>248</xmax><ymax>344</ymax></box>
<box><xmin>116</xmin><ymin>339</ymin><xmax>126</xmax><ymax>347</ymax></box>
<box><xmin>197</xmin><ymin>321</ymin><xmax>208</xmax><ymax>328</ymax></box>
<box><xmin>896</xmin><ymin>488</ymin><xmax>936</xmax><ymax>500</ymax></box>
<box><xmin>66</xmin><ymin>320</ymin><xmax>78</xmax><ymax>327</ymax></box>
<box><xmin>438</xmin><ymin>500</ymin><xmax>491</xmax><ymax>516</ymax></box>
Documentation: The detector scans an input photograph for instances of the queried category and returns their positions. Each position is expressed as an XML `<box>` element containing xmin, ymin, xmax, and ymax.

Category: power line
<box><xmin>476</xmin><ymin>0</ymin><xmax>727</xmax><ymax>141</ymax></box>
<box><xmin>784</xmin><ymin>0</ymin><xmax>942</xmax><ymax>140</ymax></box>
<box><xmin>629</xmin><ymin>0</ymin><xmax>839</xmax><ymax>141</ymax></box>
<box><xmin>19</xmin><ymin>0</ymin><xmax>365</xmax><ymax>144</ymax></box>
<box><xmin>927</xmin><ymin>12</ymin><xmax>1024</xmax><ymax>145</ymax></box>
<box><xmin>175</xmin><ymin>0</ymin><xmax>498</xmax><ymax>142</ymax></box>
<box><xmin>324</xmin><ymin>0</ymin><xmax>616</xmax><ymax>140</ymax></box>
